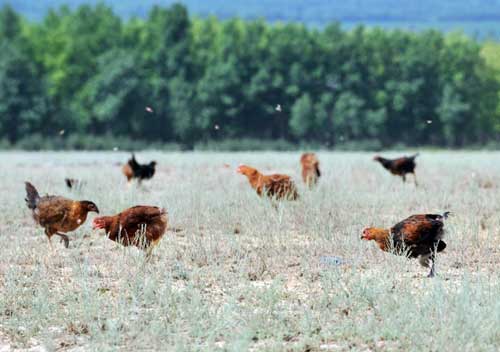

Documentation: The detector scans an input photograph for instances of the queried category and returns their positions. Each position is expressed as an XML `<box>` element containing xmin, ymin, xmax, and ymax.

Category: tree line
<box><xmin>1</xmin><ymin>3</ymin><xmax>500</xmax><ymax>150</ymax></box>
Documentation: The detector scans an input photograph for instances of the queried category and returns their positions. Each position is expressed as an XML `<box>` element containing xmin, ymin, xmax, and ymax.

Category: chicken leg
<box><xmin>428</xmin><ymin>251</ymin><xmax>437</xmax><ymax>277</ymax></box>
<box><xmin>413</xmin><ymin>172</ymin><xmax>418</xmax><ymax>187</ymax></box>
<box><xmin>418</xmin><ymin>252</ymin><xmax>436</xmax><ymax>277</ymax></box>
<box><xmin>56</xmin><ymin>233</ymin><xmax>70</xmax><ymax>248</ymax></box>
<box><xmin>419</xmin><ymin>253</ymin><xmax>436</xmax><ymax>278</ymax></box>
<box><xmin>428</xmin><ymin>263</ymin><xmax>436</xmax><ymax>278</ymax></box>
<box><xmin>44</xmin><ymin>228</ymin><xmax>54</xmax><ymax>249</ymax></box>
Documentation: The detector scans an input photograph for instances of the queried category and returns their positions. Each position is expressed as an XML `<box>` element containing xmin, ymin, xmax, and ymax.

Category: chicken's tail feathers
<box><xmin>24</xmin><ymin>182</ymin><xmax>40</xmax><ymax>210</ymax></box>
<box><xmin>409</xmin><ymin>152</ymin><xmax>420</xmax><ymax>160</ymax></box>
<box><xmin>442</xmin><ymin>211</ymin><xmax>452</xmax><ymax>219</ymax></box>
<box><xmin>129</xmin><ymin>153</ymin><xmax>141</xmax><ymax>170</ymax></box>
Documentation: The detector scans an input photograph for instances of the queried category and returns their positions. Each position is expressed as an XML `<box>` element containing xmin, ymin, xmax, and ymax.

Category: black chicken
<box><xmin>373</xmin><ymin>153</ymin><xmax>419</xmax><ymax>185</ymax></box>
<box><xmin>122</xmin><ymin>154</ymin><xmax>157</xmax><ymax>184</ymax></box>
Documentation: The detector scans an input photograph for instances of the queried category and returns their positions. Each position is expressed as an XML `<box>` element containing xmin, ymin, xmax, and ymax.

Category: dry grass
<box><xmin>0</xmin><ymin>151</ymin><xmax>499</xmax><ymax>351</ymax></box>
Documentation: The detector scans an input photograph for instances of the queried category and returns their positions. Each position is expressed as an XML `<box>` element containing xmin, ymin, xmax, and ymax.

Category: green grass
<box><xmin>0</xmin><ymin>151</ymin><xmax>499</xmax><ymax>351</ymax></box>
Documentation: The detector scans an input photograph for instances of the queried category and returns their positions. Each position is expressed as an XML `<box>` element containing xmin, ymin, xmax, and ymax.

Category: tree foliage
<box><xmin>1</xmin><ymin>3</ymin><xmax>500</xmax><ymax>149</ymax></box>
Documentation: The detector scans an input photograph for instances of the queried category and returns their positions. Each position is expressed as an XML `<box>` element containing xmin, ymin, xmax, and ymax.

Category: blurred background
<box><xmin>0</xmin><ymin>0</ymin><xmax>499</xmax><ymax>151</ymax></box>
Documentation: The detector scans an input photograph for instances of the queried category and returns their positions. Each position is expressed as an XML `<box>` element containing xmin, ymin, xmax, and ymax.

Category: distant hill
<box><xmin>2</xmin><ymin>0</ymin><xmax>500</xmax><ymax>37</ymax></box>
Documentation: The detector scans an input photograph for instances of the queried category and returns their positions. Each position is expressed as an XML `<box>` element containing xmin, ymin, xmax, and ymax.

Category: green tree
<box><xmin>30</xmin><ymin>4</ymin><xmax>122</xmax><ymax>107</ymax></box>
<box><xmin>0</xmin><ymin>42</ymin><xmax>47</xmax><ymax>142</ymax></box>
<box><xmin>289</xmin><ymin>93</ymin><xmax>314</xmax><ymax>139</ymax></box>
<box><xmin>0</xmin><ymin>4</ymin><xmax>22</xmax><ymax>41</ymax></box>
<box><xmin>140</xmin><ymin>4</ymin><xmax>193</xmax><ymax>140</ymax></box>
<box><xmin>332</xmin><ymin>92</ymin><xmax>366</xmax><ymax>142</ymax></box>
<box><xmin>74</xmin><ymin>49</ymin><xmax>149</xmax><ymax>136</ymax></box>
<box><xmin>437</xmin><ymin>84</ymin><xmax>470</xmax><ymax>146</ymax></box>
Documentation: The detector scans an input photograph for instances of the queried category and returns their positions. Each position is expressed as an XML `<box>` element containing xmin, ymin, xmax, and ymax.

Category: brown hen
<box><xmin>24</xmin><ymin>182</ymin><xmax>99</xmax><ymax>248</ymax></box>
<box><xmin>361</xmin><ymin>212</ymin><xmax>450</xmax><ymax>277</ymax></box>
<box><xmin>300</xmin><ymin>153</ymin><xmax>321</xmax><ymax>187</ymax></box>
<box><xmin>237</xmin><ymin>164</ymin><xmax>299</xmax><ymax>200</ymax></box>
<box><xmin>92</xmin><ymin>206</ymin><xmax>168</xmax><ymax>254</ymax></box>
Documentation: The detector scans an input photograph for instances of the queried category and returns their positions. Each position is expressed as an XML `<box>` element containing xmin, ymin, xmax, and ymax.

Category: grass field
<box><xmin>0</xmin><ymin>151</ymin><xmax>499</xmax><ymax>351</ymax></box>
